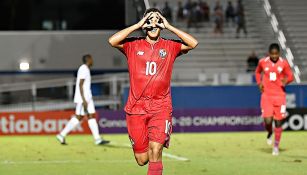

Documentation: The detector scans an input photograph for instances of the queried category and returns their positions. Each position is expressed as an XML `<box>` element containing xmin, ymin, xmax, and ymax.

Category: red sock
<box><xmin>147</xmin><ymin>161</ymin><xmax>163</xmax><ymax>175</ymax></box>
<box><xmin>274</xmin><ymin>127</ymin><xmax>283</xmax><ymax>148</ymax></box>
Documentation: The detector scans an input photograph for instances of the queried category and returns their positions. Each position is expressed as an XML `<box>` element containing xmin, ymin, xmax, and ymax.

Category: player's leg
<box><xmin>273</xmin><ymin>119</ymin><xmax>283</xmax><ymax>151</ymax></box>
<box><xmin>126</xmin><ymin>114</ymin><xmax>149</xmax><ymax>166</ymax></box>
<box><xmin>56</xmin><ymin>103</ymin><xmax>85</xmax><ymax>144</ymax></box>
<box><xmin>272</xmin><ymin>104</ymin><xmax>286</xmax><ymax>156</ymax></box>
<box><xmin>88</xmin><ymin>113</ymin><xmax>110</xmax><ymax>145</ymax></box>
<box><xmin>261</xmin><ymin>94</ymin><xmax>274</xmax><ymax>145</ymax></box>
<box><xmin>86</xmin><ymin>100</ymin><xmax>109</xmax><ymax>145</ymax></box>
<box><xmin>148</xmin><ymin>141</ymin><xmax>164</xmax><ymax>175</ymax></box>
<box><xmin>264</xmin><ymin>117</ymin><xmax>273</xmax><ymax>145</ymax></box>
<box><xmin>147</xmin><ymin>111</ymin><xmax>172</xmax><ymax>175</ymax></box>
<box><xmin>134</xmin><ymin>152</ymin><xmax>149</xmax><ymax>166</ymax></box>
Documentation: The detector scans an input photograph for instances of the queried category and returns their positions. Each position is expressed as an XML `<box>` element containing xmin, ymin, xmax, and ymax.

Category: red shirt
<box><xmin>122</xmin><ymin>37</ymin><xmax>182</xmax><ymax>114</ymax></box>
<box><xmin>255</xmin><ymin>57</ymin><xmax>294</xmax><ymax>96</ymax></box>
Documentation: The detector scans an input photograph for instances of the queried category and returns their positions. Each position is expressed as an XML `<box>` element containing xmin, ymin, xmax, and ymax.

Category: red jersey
<box><xmin>122</xmin><ymin>37</ymin><xmax>182</xmax><ymax>114</ymax></box>
<box><xmin>255</xmin><ymin>57</ymin><xmax>294</xmax><ymax>96</ymax></box>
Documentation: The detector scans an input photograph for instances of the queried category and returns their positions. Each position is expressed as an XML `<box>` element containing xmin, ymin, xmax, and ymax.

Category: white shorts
<box><xmin>75</xmin><ymin>99</ymin><xmax>96</xmax><ymax>116</ymax></box>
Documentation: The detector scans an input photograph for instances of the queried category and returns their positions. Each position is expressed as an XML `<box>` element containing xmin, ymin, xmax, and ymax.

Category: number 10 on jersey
<box><xmin>146</xmin><ymin>61</ymin><xmax>157</xmax><ymax>76</ymax></box>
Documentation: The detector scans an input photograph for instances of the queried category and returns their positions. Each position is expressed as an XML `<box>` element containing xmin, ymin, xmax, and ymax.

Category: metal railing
<box><xmin>0</xmin><ymin>73</ymin><xmax>129</xmax><ymax>111</ymax></box>
<box><xmin>262</xmin><ymin>0</ymin><xmax>301</xmax><ymax>83</ymax></box>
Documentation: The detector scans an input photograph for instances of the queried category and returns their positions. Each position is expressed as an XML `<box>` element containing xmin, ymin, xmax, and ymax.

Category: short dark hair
<box><xmin>269</xmin><ymin>43</ymin><xmax>280</xmax><ymax>52</ymax></box>
<box><xmin>143</xmin><ymin>8</ymin><xmax>162</xmax><ymax>17</ymax></box>
<box><xmin>82</xmin><ymin>54</ymin><xmax>92</xmax><ymax>63</ymax></box>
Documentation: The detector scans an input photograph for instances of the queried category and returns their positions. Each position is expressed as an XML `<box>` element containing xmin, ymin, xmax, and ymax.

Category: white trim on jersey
<box><xmin>264</xmin><ymin>57</ymin><xmax>270</xmax><ymax>62</ymax></box>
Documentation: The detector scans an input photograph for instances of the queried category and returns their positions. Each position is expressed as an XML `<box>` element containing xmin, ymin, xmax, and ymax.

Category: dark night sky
<box><xmin>0</xmin><ymin>0</ymin><xmax>125</xmax><ymax>30</ymax></box>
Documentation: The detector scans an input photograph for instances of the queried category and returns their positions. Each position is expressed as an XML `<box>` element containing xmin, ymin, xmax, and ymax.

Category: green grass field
<box><xmin>0</xmin><ymin>132</ymin><xmax>307</xmax><ymax>175</ymax></box>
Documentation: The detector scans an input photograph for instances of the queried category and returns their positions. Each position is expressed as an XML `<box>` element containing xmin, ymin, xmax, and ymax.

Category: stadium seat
<box><xmin>154</xmin><ymin>0</ymin><xmax>277</xmax><ymax>83</ymax></box>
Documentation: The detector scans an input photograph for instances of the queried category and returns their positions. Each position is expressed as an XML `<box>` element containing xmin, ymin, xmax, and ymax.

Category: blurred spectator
<box><xmin>225</xmin><ymin>1</ymin><xmax>235</xmax><ymax>25</ymax></box>
<box><xmin>214</xmin><ymin>0</ymin><xmax>223</xmax><ymax>11</ymax></box>
<box><xmin>247</xmin><ymin>51</ymin><xmax>259</xmax><ymax>72</ymax></box>
<box><xmin>214</xmin><ymin>4</ymin><xmax>223</xmax><ymax>34</ymax></box>
<box><xmin>184</xmin><ymin>0</ymin><xmax>193</xmax><ymax>11</ymax></box>
<box><xmin>162</xmin><ymin>1</ymin><xmax>173</xmax><ymax>22</ymax></box>
<box><xmin>176</xmin><ymin>1</ymin><xmax>185</xmax><ymax>22</ymax></box>
<box><xmin>183</xmin><ymin>0</ymin><xmax>193</xmax><ymax>19</ymax></box>
<box><xmin>200</xmin><ymin>1</ymin><xmax>210</xmax><ymax>22</ymax></box>
<box><xmin>153</xmin><ymin>2</ymin><xmax>161</xmax><ymax>11</ymax></box>
<box><xmin>187</xmin><ymin>2</ymin><xmax>200</xmax><ymax>31</ymax></box>
<box><xmin>195</xmin><ymin>1</ymin><xmax>203</xmax><ymax>22</ymax></box>
<box><xmin>236</xmin><ymin>0</ymin><xmax>247</xmax><ymax>38</ymax></box>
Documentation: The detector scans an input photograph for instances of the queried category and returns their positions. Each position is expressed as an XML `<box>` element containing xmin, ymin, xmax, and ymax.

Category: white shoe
<box><xmin>56</xmin><ymin>134</ymin><xmax>66</xmax><ymax>145</ymax></box>
<box><xmin>272</xmin><ymin>147</ymin><xmax>279</xmax><ymax>156</ymax></box>
<box><xmin>267</xmin><ymin>136</ymin><xmax>273</xmax><ymax>146</ymax></box>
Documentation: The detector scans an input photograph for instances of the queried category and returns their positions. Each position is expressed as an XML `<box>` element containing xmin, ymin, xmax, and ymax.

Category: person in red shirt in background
<box><xmin>108</xmin><ymin>8</ymin><xmax>198</xmax><ymax>175</ymax></box>
<box><xmin>255</xmin><ymin>43</ymin><xmax>294</xmax><ymax>156</ymax></box>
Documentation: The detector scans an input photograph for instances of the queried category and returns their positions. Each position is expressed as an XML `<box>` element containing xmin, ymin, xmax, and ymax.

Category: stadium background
<box><xmin>0</xmin><ymin>0</ymin><xmax>306</xmax><ymax>174</ymax></box>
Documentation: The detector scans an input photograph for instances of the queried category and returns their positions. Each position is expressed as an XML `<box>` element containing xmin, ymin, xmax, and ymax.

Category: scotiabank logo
<box><xmin>0</xmin><ymin>111</ymin><xmax>91</xmax><ymax>135</ymax></box>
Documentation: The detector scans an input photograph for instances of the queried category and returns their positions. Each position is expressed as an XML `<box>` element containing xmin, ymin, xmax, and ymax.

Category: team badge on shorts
<box><xmin>159</xmin><ymin>49</ymin><xmax>167</xmax><ymax>59</ymax></box>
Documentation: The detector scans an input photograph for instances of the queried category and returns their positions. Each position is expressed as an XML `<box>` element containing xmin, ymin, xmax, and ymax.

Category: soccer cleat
<box><xmin>272</xmin><ymin>147</ymin><xmax>279</xmax><ymax>156</ymax></box>
<box><xmin>56</xmin><ymin>134</ymin><xmax>67</xmax><ymax>145</ymax></box>
<box><xmin>266</xmin><ymin>132</ymin><xmax>273</xmax><ymax>146</ymax></box>
<box><xmin>267</xmin><ymin>136</ymin><xmax>273</xmax><ymax>146</ymax></box>
<box><xmin>95</xmin><ymin>139</ymin><xmax>110</xmax><ymax>145</ymax></box>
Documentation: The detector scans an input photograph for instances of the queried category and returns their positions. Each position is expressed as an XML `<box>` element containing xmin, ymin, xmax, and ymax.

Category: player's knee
<box><xmin>136</xmin><ymin>159</ymin><xmax>148</xmax><ymax>166</ymax></box>
<box><xmin>153</xmin><ymin>148</ymin><xmax>163</xmax><ymax>157</ymax></box>
<box><xmin>88</xmin><ymin>114</ymin><xmax>96</xmax><ymax>119</ymax></box>
<box><xmin>76</xmin><ymin>116</ymin><xmax>84</xmax><ymax>121</ymax></box>
<box><xmin>134</xmin><ymin>153</ymin><xmax>149</xmax><ymax>166</ymax></box>
<box><xmin>135</xmin><ymin>157</ymin><xmax>148</xmax><ymax>166</ymax></box>
<box><xmin>274</xmin><ymin>120</ymin><xmax>283</xmax><ymax>128</ymax></box>
<box><xmin>149</xmin><ymin>145</ymin><xmax>163</xmax><ymax>158</ymax></box>
<box><xmin>264</xmin><ymin>117</ymin><xmax>273</xmax><ymax>125</ymax></box>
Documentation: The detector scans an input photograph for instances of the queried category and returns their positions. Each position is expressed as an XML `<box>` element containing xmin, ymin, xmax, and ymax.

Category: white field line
<box><xmin>110</xmin><ymin>142</ymin><xmax>189</xmax><ymax>162</ymax></box>
<box><xmin>0</xmin><ymin>142</ymin><xmax>189</xmax><ymax>165</ymax></box>
<box><xmin>162</xmin><ymin>153</ymin><xmax>189</xmax><ymax>161</ymax></box>
<box><xmin>1</xmin><ymin>159</ymin><xmax>184</xmax><ymax>165</ymax></box>
<box><xmin>1</xmin><ymin>160</ymin><xmax>133</xmax><ymax>165</ymax></box>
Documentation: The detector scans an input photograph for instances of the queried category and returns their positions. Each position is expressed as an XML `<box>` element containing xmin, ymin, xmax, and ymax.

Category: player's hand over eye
<box><xmin>137</xmin><ymin>12</ymin><xmax>154</xmax><ymax>29</ymax></box>
<box><xmin>258</xmin><ymin>83</ymin><xmax>264</xmax><ymax>93</ymax></box>
<box><xmin>155</xmin><ymin>12</ymin><xmax>170</xmax><ymax>29</ymax></box>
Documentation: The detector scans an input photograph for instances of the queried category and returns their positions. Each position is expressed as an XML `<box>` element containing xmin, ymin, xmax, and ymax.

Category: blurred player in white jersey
<box><xmin>57</xmin><ymin>54</ymin><xmax>110</xmax><ymax>145</ymax></box>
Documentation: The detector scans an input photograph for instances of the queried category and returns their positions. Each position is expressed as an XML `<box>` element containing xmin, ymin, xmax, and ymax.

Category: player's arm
<box><xmin>255</xmin><ymin>61</ymin><xmax>264</xmax><ymax>93</ymax></box>
<box><xmin>108</xmin><ymin>12</ymin><xmax>154</xmax><ymax>50</ymax></box>
<box><xmin>282</xmin><ymin>61</ymin><xmax>294</xmax><ymax>85</ymax></box>
<box><xmin>79</xmin><ymin>79</ymin><xmax>88</xmax><ymax>108</ymax></box>
<box><xmin>156</xmin><ymin>13</ymin><xmax>198</xmax><ymax>53</ymax></box>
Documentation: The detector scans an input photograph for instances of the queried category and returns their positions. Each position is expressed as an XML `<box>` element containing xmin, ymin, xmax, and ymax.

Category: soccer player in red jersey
<box><xmin>109</xmin><ymin>8</ymin><xmax>198</xmax><ymax>174</ymax></box>
<box><xmin>255</xmin><ymin>43</ymin><xmax>294</xmax><ymax>156</ymax></box>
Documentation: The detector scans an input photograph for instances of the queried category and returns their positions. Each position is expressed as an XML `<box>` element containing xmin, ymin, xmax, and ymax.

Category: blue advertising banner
<box><xmin>123</xmin><ymin>85</ymin><xmax>307</xmax><ymax>109</ymax></box>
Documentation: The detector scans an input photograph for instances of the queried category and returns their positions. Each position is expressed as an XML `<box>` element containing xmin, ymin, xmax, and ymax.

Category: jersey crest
<box><xmin>159</xmin><ymin>49</ymin><xmax>167</xmax><ymax>59</ymax></box>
